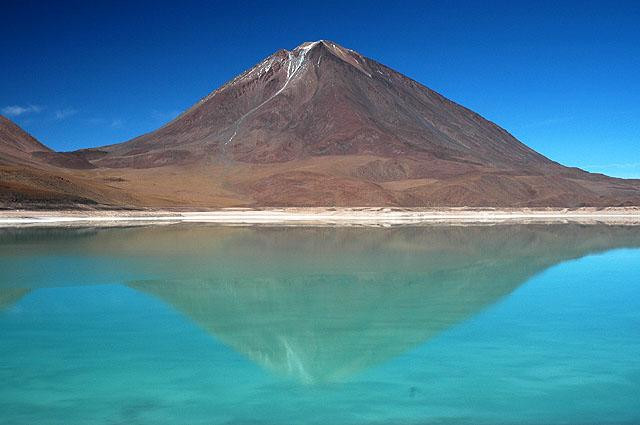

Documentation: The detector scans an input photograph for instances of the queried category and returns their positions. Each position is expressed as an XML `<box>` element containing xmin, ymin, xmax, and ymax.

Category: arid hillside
<box><xmin>2</xmin><ymin>41</ymin><xmax>640</xmax><ymax>208</ymax></box>
<box><xmin>0</xmin><ymin>115</ymin><xmax>135</xmax><ymax>209</ymax></box>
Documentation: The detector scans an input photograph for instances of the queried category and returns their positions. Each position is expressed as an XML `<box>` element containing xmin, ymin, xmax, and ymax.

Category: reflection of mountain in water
<box><xmin>2</xmin><ymin>224</ymin><xmax>640</xmax><ymax>382</ymax></box>
<box><xmin>0</xmin><ymin>288</ymin><xmax>29</xmax><ymax>310</ymax></box>
<box><xmin>131</xmin><ymin>273</ymin><xmax>519</xmax><ymax>384</ymax></box>
<box><xmin>122</xmin><ymin>224</ymin><xmax>640</xmax><ymax>383</ymax></box>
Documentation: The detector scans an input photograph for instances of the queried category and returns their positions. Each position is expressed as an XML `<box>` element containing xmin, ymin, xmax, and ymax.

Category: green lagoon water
<box><xmin>0</xmin><ymin>224</ymin><xmax>639</xmax><ymax>424</ymax></box>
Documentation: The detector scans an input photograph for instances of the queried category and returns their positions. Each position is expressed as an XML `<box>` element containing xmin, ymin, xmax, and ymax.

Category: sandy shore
<box><xmin>0</xmin><ymin>207</ymin><xmax>639</xmax><ymax>227</ymax></box>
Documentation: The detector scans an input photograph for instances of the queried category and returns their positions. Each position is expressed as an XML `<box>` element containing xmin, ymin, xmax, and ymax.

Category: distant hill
<box><xmin>0</xmin><ymin>115</ymin><xmax>52</xmax><ymax>165</ymax></box>
<box><xmin>2</xmin><ymin>41</ymin><xmax>639</xmax><ymax>208</ymax></box>
<box><xmin>0</xmin><ymin>115</ymin><xmax>133</xmax><ymax>208</ymax></box>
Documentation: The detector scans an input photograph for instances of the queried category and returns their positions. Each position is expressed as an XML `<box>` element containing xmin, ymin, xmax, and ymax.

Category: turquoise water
<box><xmin>0</xmin><ymin>224</ymin><xmax>639</xmax><ymax>425</ymax></box>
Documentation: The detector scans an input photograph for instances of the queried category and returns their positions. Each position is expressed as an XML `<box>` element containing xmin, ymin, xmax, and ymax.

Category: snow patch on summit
<box><xmin>224</xmin><ymin>43</ymin><xmax>318</xmax><ymax>148</ymax></box>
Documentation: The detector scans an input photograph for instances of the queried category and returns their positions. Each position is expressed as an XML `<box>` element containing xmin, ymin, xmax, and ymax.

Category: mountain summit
<box><xmin>2</xmin><ymin>41</ymin><xmax>640</xmax><ymax>207</ymax></box>
<box><xmin>89</xmin><ymin>40</ymin><xmax>553</xmax><ymax>168</ymax></box>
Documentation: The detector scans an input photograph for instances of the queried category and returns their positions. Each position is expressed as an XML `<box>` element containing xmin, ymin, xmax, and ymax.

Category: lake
<box><xmin>1</xmin><ymin>224</ymin><xmax>639</xmax><ymax>425</ymax></box>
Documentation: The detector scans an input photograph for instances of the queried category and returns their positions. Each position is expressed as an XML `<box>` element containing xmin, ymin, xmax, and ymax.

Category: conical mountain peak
<box><xmin>288</xmin><ymin>40</ymin><xmax>372</xmax><ymax>76</ymax></box>
<box><xmin>291</xmin><ymin>40</ymin><xmax>336</xmax><ymax>52</ymax></box>
<box><xmin>40</xmin><ymin>42</ymin><xmax>640</xmax><ymax>208</ymax></box>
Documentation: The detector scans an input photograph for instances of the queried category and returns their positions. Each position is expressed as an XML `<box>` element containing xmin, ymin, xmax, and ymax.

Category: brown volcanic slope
<box><xmin>0</xmin><ymin>115</ymin><xmax>53</xmax><ymax>165</ymax></box>
<box><xmin>0</xmin><ymin>115</ymin><xmax>134</xmax><ymax>208</ymax></box>
<box><xmin>3</xmin><ymin>40</ymin><xmax>640</xmax><ymax>207</ymax></box>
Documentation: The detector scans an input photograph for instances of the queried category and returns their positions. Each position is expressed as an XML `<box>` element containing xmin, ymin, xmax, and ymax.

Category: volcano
<box><xmin>2</xmin><ymin>40</ymin><xmax>640</xmax><ymax>208</ymax></box>
<box><xmin>90</xmin><ymin>40</ymin><xmax>552</xmax><ymax>167</ymax></box>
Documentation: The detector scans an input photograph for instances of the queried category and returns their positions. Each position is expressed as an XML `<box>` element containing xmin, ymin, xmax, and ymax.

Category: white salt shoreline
<box><xmin>1</xmin><ymin>207</ymin><xmax>640</xmax><ymax>227</ymax></box>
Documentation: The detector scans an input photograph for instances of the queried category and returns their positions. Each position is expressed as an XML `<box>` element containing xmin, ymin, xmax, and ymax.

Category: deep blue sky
<box><xmin>1</xmin><ymin>0</ymin><xmax>638</xmax><ymax>177</ymax></box>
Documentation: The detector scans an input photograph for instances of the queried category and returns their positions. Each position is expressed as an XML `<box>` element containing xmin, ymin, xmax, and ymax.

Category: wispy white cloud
<box><xmin>54</xmin><ymin>108</ymin><xmax>79</xmax><ymax>120</ymax></box>
<box><xmin>110</xmin><ymin>119</ymin><xmax>123</xmax><ymax>129</ymax></box>
<box><xmin>583</xmin><ymin>162</ymin><xmax>640</xmax><ymax>179</ymax></box>
<box><xmin>585</xmin><ymin>162</ymin><xmax>640</xmax><ymax>170</ymax></box>
<box><xmin>2</xmin><ymin>104</ymin><xmax>43</xmax><ymax>117</ymax></box>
